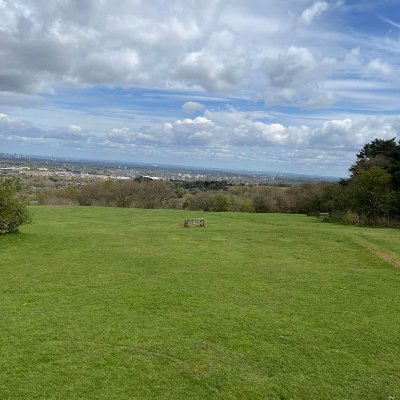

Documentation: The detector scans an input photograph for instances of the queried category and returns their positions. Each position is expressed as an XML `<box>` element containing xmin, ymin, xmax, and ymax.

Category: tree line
<box><xmin>36</xmin><ymin>138</ymin><xmax>400</xmax><ymax>225</ymax></box>
<box><xmin>1</xmin><ymin>137</ymin><xmax>399</xmax><ymax>233</ymax></box>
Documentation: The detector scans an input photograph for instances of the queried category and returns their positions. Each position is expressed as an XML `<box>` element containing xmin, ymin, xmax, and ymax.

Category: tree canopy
<box><xmin>350</xmin><ymin>137</ymin><xmax>400</xmax><ymax>190</ymax></box>
<box><xmin>337</xmin><ymin>137</ymin><xmax>400</xmax><ymax>222</ymax></box>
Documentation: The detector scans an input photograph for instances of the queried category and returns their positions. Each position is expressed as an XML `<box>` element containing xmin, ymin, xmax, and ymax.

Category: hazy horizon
<box><xmin>1</xmin><ymin>151</ymin><xmax>342</xmax><ymax>180</ymax></box>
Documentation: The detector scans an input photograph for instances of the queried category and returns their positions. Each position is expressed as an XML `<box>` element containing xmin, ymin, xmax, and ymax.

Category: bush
<box><xmin>239</xmin><ymin>200</ymin><xmax>255</xmax><ymax>213</ymax></box>
<box><xmin>340</xmin><ymin>210</ymin><xmax>361</xmax><ymax>225</ymax></box>
<box><xmin>188</xmin><ymin>191</ymin><xmax>232</xmax><ymax>212</ymax></box>
<box><xmin>0</xmin><ymin>178</ymin><xmax>31</xmax><ymax>233</ymax></box>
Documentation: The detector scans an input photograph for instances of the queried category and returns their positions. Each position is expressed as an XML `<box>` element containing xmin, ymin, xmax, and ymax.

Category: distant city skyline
<box><xmin>1</xmin><ymin>0</ymin><xmax>400</xmax><ymax>176</ymax></box>
<box><xmin>1</xmin><ymin>152</ymin><xmax>338</xmax><ymax>184</ymax></box>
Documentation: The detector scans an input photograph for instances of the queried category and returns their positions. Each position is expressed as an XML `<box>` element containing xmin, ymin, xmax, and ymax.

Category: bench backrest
<box><xmin>184</xmin><ymin>218</ymin><xmax>205</xmax><ymax>227</ymax></box>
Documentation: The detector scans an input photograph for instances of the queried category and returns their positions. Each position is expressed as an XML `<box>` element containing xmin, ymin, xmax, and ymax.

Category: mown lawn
<box><xmin>1</xmin><ymin>206</ymin><xmax>400</xmax><ymax>399</ymax></box>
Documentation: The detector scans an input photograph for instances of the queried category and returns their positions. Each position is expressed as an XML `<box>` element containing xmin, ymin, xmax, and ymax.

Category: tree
<box><xmin>350</xmin><ymin>138</ymin><xmax>400</xmax><ymax>190</ymax></box>
<box><xmin>346</xmin><ymin>137</ymin><xmax>400</xmax><ymax>220</ymax></box>
<box><xmin>346</xmin><ymin>167</ymin><xmax>394</xmax><ymax>218</ymax></box>
<box><xmin>0</xmin><ymin>178</ymin><xmax>31</xmax><ymax>233</ymax></box>
<box><xmin>210</xmin><ymin>193</ymin><xmax>231</xmax><ymax>212</ymax></box>
<box><xmin>188</xmin><ymin>191</ymin><xmax>232</xmax><ymax>212</ymax></box>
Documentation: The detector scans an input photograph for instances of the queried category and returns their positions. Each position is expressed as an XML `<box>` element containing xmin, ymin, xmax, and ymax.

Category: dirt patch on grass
<box><xmin>353</xmin><ymin>237</ymin><xmax>400</xmax><ymax>268</ymax></box>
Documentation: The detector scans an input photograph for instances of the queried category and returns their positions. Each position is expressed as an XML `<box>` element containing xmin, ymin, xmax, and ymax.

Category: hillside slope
<box><xmin>1</xmin><ymin>207</ymin><xmax>400</xmax><ymax>399</ymax></box>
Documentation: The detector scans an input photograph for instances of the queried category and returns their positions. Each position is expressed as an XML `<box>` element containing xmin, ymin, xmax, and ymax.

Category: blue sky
<box><xmin>0</xmin><ymin>0</ymin><xmax>400</xmax><ymax>177</ymax></box>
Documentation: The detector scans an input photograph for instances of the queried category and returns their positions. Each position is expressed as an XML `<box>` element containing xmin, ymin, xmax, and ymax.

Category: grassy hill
<box><xmin>1</xmin><ymin>206</ymin><xmax>400</xmax><ymax>399</ymax></box>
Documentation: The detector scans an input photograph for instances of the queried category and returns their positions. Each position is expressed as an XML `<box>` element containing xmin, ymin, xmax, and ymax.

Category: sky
<box><xmin>0</xmin><ymin>0</ymin><xmax>400</xmax><ymax>177</ymax></box>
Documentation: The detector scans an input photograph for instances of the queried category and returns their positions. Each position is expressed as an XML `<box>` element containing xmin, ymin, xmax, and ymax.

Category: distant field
<box><xmin>1</xmin><ymin>206</ymin><xmax>400</xmax><ymax>399</ymax></box>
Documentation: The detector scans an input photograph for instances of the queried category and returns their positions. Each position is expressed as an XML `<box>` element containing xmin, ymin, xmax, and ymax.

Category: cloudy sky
<box><xmin>1</xmin><ymin>0</ymin><xmax>400</xmax><ymax>176</ymax></box>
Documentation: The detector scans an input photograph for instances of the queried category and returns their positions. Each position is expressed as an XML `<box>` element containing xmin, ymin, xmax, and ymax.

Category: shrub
<box><xmin>239</xmin><ymin>200</ymin><xmax>256</xmax><ymax>213</ymax></box>
<box><xmin>0</xmin><ymin>178</ymin><xmax>31</xmax><ymax>233</ymax></box>
<box><xmin>188</xmin><ymin>191</ymin><xmax>232</xmax><ymax>212</ymax></box>
<box><xmin>340</xmin><ymin>210</ymin><xmax>361</xmax><ymax>225</ymax></box>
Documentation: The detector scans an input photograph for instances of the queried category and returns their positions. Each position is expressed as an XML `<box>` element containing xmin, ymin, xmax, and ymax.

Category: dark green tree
<box><xmin>347</xmin><ymin>167</ymin><xmax>394</xmax><ymax>218</ymax></box>
<box><xmin>0</xmin><ymin>178</ymin><xmax>31</xmax><ymax>233</ymax></box>
<box><xmin>350</xmin><ymin>138</ymin><xmax>400</xmax><ymax>190</ymax></box>
<box><xmin>346</xmin><ymin>138</ymin><xmax>400</xmax><ymax>220</ymax></box>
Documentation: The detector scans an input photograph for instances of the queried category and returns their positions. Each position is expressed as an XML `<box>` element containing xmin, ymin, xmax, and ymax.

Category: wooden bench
<box><xmin>318</xmin><ymin>212</ymin><xmax>329</xmax><ymax>222</ymax></box>
<box><xmin>184</xmin><ymin>218</ymin><xmax>205</xmax><ymax>227</ymax></box>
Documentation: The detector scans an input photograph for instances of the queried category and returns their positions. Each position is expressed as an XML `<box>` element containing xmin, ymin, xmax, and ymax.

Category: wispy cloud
<box><xmin>300</xmin><ymin>1</ymin><xmax>329</xmax><ymax>25</ymax></box>
<box><xmin>381</xmin><ymin>16</ymin><xmax>400</xmax><ymax>30</ymax></box>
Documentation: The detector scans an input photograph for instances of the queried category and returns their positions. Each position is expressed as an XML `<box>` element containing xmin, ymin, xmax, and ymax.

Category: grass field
<box><xmin>1</xmin><ymin>206</ymin><xmax>400</xmax><ymax>399</ymax></box>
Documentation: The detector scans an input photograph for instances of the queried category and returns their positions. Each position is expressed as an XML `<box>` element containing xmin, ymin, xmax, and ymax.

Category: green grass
<box><xmin>1</xmin><ymin>206</ymin><xmax>400</xmax><ymax>399</ymax></box>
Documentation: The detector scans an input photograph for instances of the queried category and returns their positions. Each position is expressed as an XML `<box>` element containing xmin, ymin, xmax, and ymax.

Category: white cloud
<box><xmin>266</xmin><ymin>47</ymin><xmax>316</xmax><ymax>88</ymax></box>
<box><xmin>0</xmin><ymin>0</ymin><xmax>400</xmax><ymax>176</ymax></box>
<box><xmin>367</xmin><ymin>58</ymin><xmax>392</xmax><ymax>76</ymax></box>
<box><xmin>1</xmin><ymin>1</ymin><xmax>252</xmax><ymax>93</ymax></box>
<box><xmin>300</xmin><ymin>1</ymin><xmax>329</xmax><ymax>25</ymax></box>
<box><xmin>175</xmin><ymin>116</ymin><xmax>213</xmax><ymax>126</ymax></box>
<box><xmin>263</xmin><ymin>46</ymin><xmax>336</xmax><ymax>105</ymax></box>
<box><xmin>107</xmin><ymin>127</ymin><xmax>132</xmax><ymax>143</ymax></box>
<box><xmin>87</xmin><ymin>109</ymin><xmax>398</xmax><ymax>153</ymax></box>
<box><xmin>68</xmin><ymin>124</ymin><xmax>82</xmax><ymax>132</ymax></box>
<box><xmin>169</xmin><ymin>116</ymin><xmax>216</xmax><ymax>145</ymax></box>
<box><xmin>182</xmin><ymin>101</ymin><xmax>205</xmax><ymax>113</ymax></box>
<box><xmin>344</xmin><ymin>48</ymin><xmax>360</xmax><ymax>65</ymax></box>
<box><xmin>175</xmin><ymin>30</ymin><xmax>251</xmax><ymax>91</ymax></box>
<box><xmin>0</xmin><ymin>0</ymin><xmax>397</xmax><ymax>111</ymax></box>
<box><xmin>2</xmin><ymin>109</ymin><xmax>400</xmax><ymax>175</ymax></box>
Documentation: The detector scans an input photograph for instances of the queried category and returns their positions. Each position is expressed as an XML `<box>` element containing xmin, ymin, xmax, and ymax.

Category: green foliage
<box><xmin>350</xmin><ymin>137</ymin><xmax>400</xmax><ymax>191</ymax></box>
<box><xmin>356</xmin><ymin>137</ymin><xmax>400</xmax><ymax>160</ymax></box>
<box><xmin>239</xmin><ymin>200</ymin><xmax>256</xmax><ymax>213</ymax></box>
<box><xmin>77</xmin><ymin>180</ymin><xmax>176</xmax><ymax>208</ymax></box>
<box><xmin>252</xmin><ymin>194</ymin><xmax>273</xmax><ymax>213</ymax></box>
<box><xmin>210</xmin><ymin>193</ymin><xmax>232</xmax><ymax>211</ymax></box>
<box><xmin>174</xmin><ymin>179</ymin><xmax>229</xmax><ymax>191</ymax></box>
<box><xmin>0</xmin><ymin>178</ymin><xmax>31</xmax><ymax>233</ymax></box>
<box><xmin>347</xmin><ymin>166</ymin><xmax>394</xmax><ymax>217</ymax></box>
<box><xmin>318</xmin><ymin>183</ymin><xmax>348</xmax><ymax>214</ymax></box>
<box><xmin>340</xmin><ymin>210</ymin><xmax>361</xmax><ymax>225</ymax></box>
<box><xmin>286</xmin><ymin>183</ymin><xmax>324</xmax><ymax>214</ymax></box>
<box><xmin>334</xmin><ymin>137</ymin><xmax>400</xmax><ymax>224</ymax></box>
<box><xmin>188</xmin><ymin>191</ymin><xmax>232</xmax><ymax>211</ymax></box>
<box><xmin>250</xmin><ymin>187</ymin><xmax>285</xmax><ymax>213</ymax></box>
